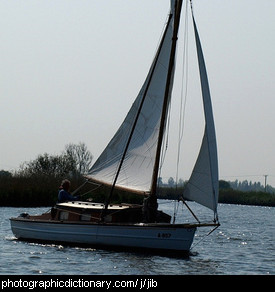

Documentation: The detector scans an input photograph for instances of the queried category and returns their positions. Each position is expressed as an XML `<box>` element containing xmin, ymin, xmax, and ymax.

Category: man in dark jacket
<box><xmin>57</xmin><ymin>179</ymin><xmax>79</xmax><ymax>203</ymax></box>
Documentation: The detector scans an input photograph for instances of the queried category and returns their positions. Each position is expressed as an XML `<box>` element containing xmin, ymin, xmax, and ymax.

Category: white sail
<box><xmin>183</xmin><ymin>10</ymin><xmax>219</xmax><ymax>216</ymax></box>
<box><xmin>86</xmin><ymin>1</ymin><xmax>177</xmax><ymax>194</ymax></box>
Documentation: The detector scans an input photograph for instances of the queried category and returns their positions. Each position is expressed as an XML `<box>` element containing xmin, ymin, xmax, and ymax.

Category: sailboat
<box><xmin>10</xmin><ymin>0</ymin><xmax>220</xmax><ymax>255</ymax></box>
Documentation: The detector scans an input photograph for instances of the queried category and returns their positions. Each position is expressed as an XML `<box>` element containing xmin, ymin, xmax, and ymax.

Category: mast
<box><xmin>150</xmin><ymin>0</ymin><xmax>183</xmax><ymax>197</ymax></box>
<box><xmin>100</xmin><ymin>6</ymin><xmax>174</xmax><ymax>220</ymax></box>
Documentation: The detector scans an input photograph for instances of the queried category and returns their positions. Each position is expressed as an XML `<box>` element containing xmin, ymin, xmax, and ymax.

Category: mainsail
<box><xmin>182</xmin><ymin>5</ymin><xmax>219</xmax><ymax>218</ymax></box>
<box><xmin>86</xmin><ymin>0</ymin><xmax>180</xmax><ymax>194</ymax></box>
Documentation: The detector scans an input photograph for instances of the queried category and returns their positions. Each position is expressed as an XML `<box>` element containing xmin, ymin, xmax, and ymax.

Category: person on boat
<box><xmin>57</xmin><ymin>179</ymin><xmax>79</xmax><ymax>203</ymax></box>
<box><xmin>142</xmin><ymin>195</ymin><xmax>158</xmax><ymax>223</ymax></box>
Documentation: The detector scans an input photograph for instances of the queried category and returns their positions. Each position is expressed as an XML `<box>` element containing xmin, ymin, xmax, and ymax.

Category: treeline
<box><xmin>156</xmin><ymin>179</ymin><xmax>275</xmax><ymax>207</ymax></box>
<box><xmin>218</xmin><ymin>189</ymin><xmax>275</xmax><ymax>207</ymax></box>
<box><xmin>157</xmin><ymin>188</ymin><xmax>275</xmax><ymax>207</ymax></box>
<box><xmin>0</xmin><ymin>174</ymin><xmax>143</xmax><ymax>207</ymax></box>
<box><xmin>1</xmin><ymin>174</ymin><xmax>274</xmax><ymax>207</ymax></box>
<box><xmin>159</xmin><ymin>177</ymin><xmax>275</xmax><ymax>194</ymax></box>
<box><xmin>0</xmin><ymin>145</ymin><xmax>274</xmax><ymax>207</ymax></box>
<box><xmin>228</xmin><ymin>179</ymin><xmax>275</xmax><ymax>194</ymax></box>
<box><xmin>0</xmin><ymin>142</ymin><xmax>143</xmax><ymax>207</ymax></box>
<box><xmin>0</xmin><ymin>143</ymin><xmax>94</xmax><ymax>207</ymax></box>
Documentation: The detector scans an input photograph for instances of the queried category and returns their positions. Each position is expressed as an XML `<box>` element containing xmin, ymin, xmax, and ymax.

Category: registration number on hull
<box><xmin>157</xmin><ymin>233</ymin><xmax>171</xmax><ymax>238</ymax></box>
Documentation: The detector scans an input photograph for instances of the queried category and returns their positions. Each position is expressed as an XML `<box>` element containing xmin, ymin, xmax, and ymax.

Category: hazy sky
<box><xmin>1</xmin><ymin>0</ymin><xmax>275</xmax><ymax>187</ymax></box>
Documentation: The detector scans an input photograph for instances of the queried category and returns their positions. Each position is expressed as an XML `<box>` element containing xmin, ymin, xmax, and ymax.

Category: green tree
<box><xmin>219</xmin><ymin>180</ymin><xmax>231</xmax><ymax>190</ymax></box>
<box><xmin>18</xmin><ymin>153</ymin><xmax>75</xmax><ymax>178</ymax></box>
<box><xmin>64</xmin><ymin>142</ymin><xmax>93</xmax><ymax>175</ymax></box>
<box><xmin>17</xmin><ymin>142</ymin><xmax>93</xmax><ymax>179</ymax></box>
<box><xmin>157</xmin><ymin>177</ymin><xmax>163</xmax><ymax>187</ymax></box>
<box><xmin>0</xmin><ymin>170</ymin><xmax>12</xmax><ymax>178</ymax></box>
<box><xmin>168</xmin><ymin>177</ymin><xmax>175</xmax><ymax>187</ymax></box>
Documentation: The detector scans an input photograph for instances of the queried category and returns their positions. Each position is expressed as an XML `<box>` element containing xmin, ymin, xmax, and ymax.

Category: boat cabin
<box><xmin>22</xmin><ymin>201</ymin><xmax>171</xmax><ymax>224</ymax></box>
<box><xmin>52</xmin><ymin>201</ymin><xmax>144</xmax><ymax>223</ymax></box>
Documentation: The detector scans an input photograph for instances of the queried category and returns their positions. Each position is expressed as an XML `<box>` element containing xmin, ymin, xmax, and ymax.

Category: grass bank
<box><xmin>218</xmin><ymin>189</ymin><xmax>275</xmax><ymax>207</ymax></box>
<box><xmin>0</xmin><ymin>176</ymin><xmax>274</xmax><ymax>207</ymax></box>
<box><xmin>157</xmin><ymin>187</ymin><xmax>275</xmax><ymax>207</ymax></box>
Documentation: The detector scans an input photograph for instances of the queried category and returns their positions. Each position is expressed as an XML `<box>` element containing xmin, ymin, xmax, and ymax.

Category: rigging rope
<box><xmin>173</xmin><ymin>0</ymin><xmax>190</xmax><ymax>223</ymax></box>
<box><xmin>190</xmin><ymin>224</ymin><xmax>220</xmax><ymax>250</ymax></box>
<box><xmin>175</xmin><ymin>0</ymin><xmax>189</xmax><ymax>187</ymax></box>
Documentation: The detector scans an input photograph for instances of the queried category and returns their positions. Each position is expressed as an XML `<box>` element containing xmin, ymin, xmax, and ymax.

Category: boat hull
<box><xmin>10</xmin><ymin>218</ymin><xmax>196</xmax><ymax>253</ymax></box>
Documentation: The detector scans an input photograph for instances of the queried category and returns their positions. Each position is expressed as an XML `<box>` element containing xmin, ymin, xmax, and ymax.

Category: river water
<box><xmin>0</xmin><ymin>202</ymin><xmax>274</xmax><ymax>275</ymax></box>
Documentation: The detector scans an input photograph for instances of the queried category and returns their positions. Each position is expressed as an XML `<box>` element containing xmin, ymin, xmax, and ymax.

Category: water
<box><xmin>0</xmin><ymin>202</ymin><xmax>274</xmax><ymax>275</ymax></box>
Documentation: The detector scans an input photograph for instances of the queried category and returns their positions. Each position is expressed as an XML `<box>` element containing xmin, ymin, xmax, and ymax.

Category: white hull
<box><xmin>10</xmin><ymin>218</ymin><xmax>196</xmax><ymax>253</ymax></box>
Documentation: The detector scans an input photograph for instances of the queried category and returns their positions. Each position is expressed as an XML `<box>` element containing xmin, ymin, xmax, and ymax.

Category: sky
<box><xmin>0</xmin><ymin>0</ymin><xmax>275</xmax><ymax>187</ymax></box>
